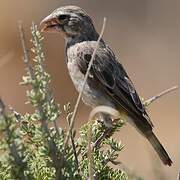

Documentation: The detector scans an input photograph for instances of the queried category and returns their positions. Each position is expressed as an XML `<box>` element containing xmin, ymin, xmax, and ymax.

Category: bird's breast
<box><xmin>67</xmin><ymin>42</ymin><xmax>86</xmax><ymax>91</ymax></box>
<box><xmin>66</xmin><ymin>41</ymin><xmax>97</xmax><ymax>106</ymax></box>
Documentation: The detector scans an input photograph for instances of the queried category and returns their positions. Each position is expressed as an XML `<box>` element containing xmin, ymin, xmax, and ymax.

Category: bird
<box><xmin>40</xmin><ymin>5</ymin><xmax>172</xmax><ymax>166</ymax></box>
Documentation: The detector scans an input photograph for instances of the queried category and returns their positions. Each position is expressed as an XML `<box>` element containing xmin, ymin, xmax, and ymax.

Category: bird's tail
<box><xmin>146</xmin><ymin>132</ymin><xmax>172</xmax><ymax>166</ymax></box>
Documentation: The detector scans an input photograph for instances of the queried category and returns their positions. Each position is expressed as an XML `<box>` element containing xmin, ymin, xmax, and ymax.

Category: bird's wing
<box><xmin>77</xmin><ymin>43</ymin><xmax>153</xmax><ymax>132</ymax></box>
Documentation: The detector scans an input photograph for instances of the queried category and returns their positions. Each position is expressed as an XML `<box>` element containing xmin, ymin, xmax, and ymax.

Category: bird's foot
<box><xmin>93</xmin><ymin>127</ymin><xmax>114</xmax><ymax>148</ymax></box>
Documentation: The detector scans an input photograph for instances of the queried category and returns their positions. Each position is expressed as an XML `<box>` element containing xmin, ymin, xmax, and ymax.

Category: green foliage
<box><xmin>78</xmin><ymin>120</ymin><xmax>128</xmax><ymax>180</ymax></box>
<box><xmin>0</xmin><ymin>23</ymin><xmax>142</xmax><ymax>179</ymax></box>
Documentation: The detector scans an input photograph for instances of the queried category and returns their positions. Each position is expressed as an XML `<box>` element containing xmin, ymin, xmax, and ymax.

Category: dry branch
<box><xmin>145</xmin><ymin>85</ymin><xmax>178</xmax><ymax>106</ymax></box>
<box><xmin>63</xmin><ymin>17</ymin><xmax>107</xmax><ymax>151</ymax></box>
<box><xmin>18</xmin><ymin>22</ymin><xmax>35</xmax><ymax>80</ymax></box>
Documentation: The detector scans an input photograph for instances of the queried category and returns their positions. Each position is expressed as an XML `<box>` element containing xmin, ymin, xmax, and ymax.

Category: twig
<box><xmin>66</xmin><ymin>113</ymin><xmax>80</xmax><ymax>173</ymax></box>
<box><xmin>18</xmin><ymin>22</ymin><xmax>35</xmax><ymax>80</ymax></box>
<box><xmin>8</xmin><ymin>105</ymin><xmax>22</xmax><ymax>122</ymax></box>
<box><xmin>144</xmin><ymin>86</ymin><xmax>178</xmax><ymax>106</ymax></box>
<box><xmin>93</xmin><ymin>128</ymin><xmax>113</xmax><ymax>148</ymax></box>
<box><xmin>177</xmin><ymin>172</ymin><xmax>180</xmax><ymax>180</ymax></box>
<box><xmin>63</xmin><ymin>17</ymin><xmax>107</xmax><ymax>151</ymax></box>
<box><xmin>87</xmin><ymin>121</ymin><xmax>94</xmax><ymax>180</ymax></box>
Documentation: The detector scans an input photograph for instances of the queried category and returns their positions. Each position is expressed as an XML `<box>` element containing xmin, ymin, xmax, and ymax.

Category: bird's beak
<box><xmin>40</xmin><ymin>14</ymin><xmax>60</xmax><ymax>33</ymax></box>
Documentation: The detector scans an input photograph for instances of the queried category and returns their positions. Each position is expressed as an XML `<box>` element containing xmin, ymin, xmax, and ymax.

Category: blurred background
<box><xmin>0</xmin><ymin>0</ymin><xmax>180</xmax><ymax>179</ymax></box>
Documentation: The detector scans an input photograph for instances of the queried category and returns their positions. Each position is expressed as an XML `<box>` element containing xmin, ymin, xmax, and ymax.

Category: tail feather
<box><xmin>147</xmin><ymin>132</ymin><xmax>172</xmax><ymax>166</ymax></box>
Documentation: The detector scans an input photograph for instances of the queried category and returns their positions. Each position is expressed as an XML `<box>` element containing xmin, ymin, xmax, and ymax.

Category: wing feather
<box><xmin>77</xmin><ymin>43</ymin><xmax>153</xmax><ymax>131</ymax></box>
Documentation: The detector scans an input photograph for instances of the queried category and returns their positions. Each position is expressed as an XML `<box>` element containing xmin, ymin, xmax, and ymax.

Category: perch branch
<box><xmin>144</xmin><ymin>85</ymin><xmax>178</xmax><ymax>106</ymax></box>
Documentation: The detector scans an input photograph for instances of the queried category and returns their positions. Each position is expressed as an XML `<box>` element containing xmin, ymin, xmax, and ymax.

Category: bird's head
<box><xmin>40</xmin><ymin>6</ymin><xmax>98</xmax><ymax>40</ymax></box>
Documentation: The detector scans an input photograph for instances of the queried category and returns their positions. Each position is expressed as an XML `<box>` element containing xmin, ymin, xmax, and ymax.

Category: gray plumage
<box><xmin>41</xmin><ymin>5</ymin><xmax>172</xmax><ymax>166</ymax></box>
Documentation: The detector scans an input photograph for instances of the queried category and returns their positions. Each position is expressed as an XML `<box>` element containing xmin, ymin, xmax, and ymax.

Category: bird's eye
<box><xmin>58</xmin><ymin>15</ymin><xmax>69</xmax><ymax>21</ymax></box>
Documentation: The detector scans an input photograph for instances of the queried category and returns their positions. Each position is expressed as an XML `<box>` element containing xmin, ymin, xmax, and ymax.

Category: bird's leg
<box><xmin>93</xmin><ymin>127</ymin><xmax>113</xmax><ymax>148</ymax></box>
<box><xmin>93</xmin><ymin>113</ymin><xmax>115</xmax><ymax>148</ymax></box>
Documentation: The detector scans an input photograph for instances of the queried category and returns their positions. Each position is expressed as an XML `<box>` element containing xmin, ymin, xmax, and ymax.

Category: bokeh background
<box><xmin>0</xmin><ymin>0</ymin><xmax>180</xmax><ymax>179</ymax></box>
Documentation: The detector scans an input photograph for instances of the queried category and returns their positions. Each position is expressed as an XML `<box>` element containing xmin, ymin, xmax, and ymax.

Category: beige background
<box><xmin>0</xmin><ymin>0</ymin><xmax>180</xmax><ymax>179</ymax></box>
